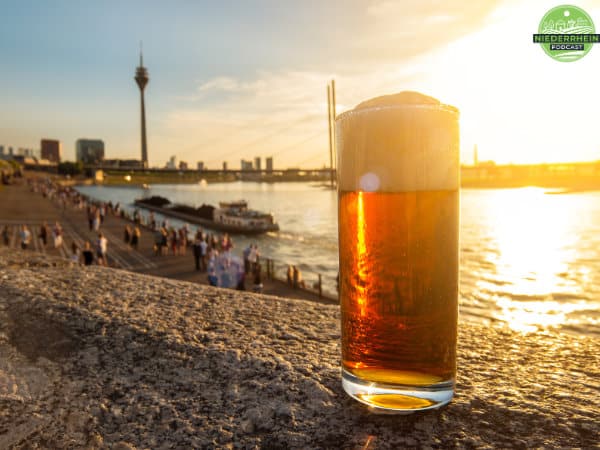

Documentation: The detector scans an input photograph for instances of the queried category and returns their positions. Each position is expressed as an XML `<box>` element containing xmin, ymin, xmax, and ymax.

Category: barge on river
<box><xmin>134</xmin><ymin>196</ymin><xmax>279</xmax><ymax>234</ymax></box>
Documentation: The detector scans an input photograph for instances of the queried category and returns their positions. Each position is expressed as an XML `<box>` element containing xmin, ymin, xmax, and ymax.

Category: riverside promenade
<box><xmin>0</xmin><ymin>181</ymin><xmax>332</xmax><ymax>303</ymax></box>
<box><xmin>0</xmin><ymin>247</ymin><xmax>598</xmax><ymax>448</ymax></box>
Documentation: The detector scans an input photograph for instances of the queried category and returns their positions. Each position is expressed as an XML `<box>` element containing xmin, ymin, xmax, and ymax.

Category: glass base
<box><xmin>342</xmin><ymin>369</ymin><xmax>454</xmax><ymax>414</ymax></box>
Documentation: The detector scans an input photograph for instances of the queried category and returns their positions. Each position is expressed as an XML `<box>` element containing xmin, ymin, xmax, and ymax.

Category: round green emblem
<box><xmin>538</xmin><ymin>5</ymin><xmax>595</xmax><ymax>62</ymax></box>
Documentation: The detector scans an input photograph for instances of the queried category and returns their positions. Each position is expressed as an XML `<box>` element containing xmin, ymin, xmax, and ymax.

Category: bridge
<box><xmin>90</xmin><ymin>166</ymin><xmax>336</xmax><ymax>175</ymax></box>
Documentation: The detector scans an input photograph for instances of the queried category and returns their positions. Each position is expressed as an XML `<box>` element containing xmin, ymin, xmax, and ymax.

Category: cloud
<box><xmin>162</xmin><ymin>59</ymin><xmax>437</xmax><ymax>168</ymax></box>
<box><xmin>344</xmin><ymin>0</ymin><xmax>502</xmax><ymax>67</ymax></box>
<box><xmin>165</xmin><ymin>70</ymin><xmax>336</xmax><ymax>166</ymax></box>
<box><xmin>157</xmin><ymin>0</ymin><xmax>543</xmax><ymax>168</ymax></box>
<box><xmin>196</xmin><ymin>76</ymin><xmax>245</xmax><ymax>93</ymax></box>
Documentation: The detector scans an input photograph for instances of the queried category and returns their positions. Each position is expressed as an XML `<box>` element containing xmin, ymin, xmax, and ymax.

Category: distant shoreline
<box><xmin>80</xmin><ymin>180</ymin><xmax>600</xmax><ymax>193</ymax></box>
<box><xmin>35</xmin><ymin>168</ymin><xmax>600</xmax><ymax>192</ymax></box>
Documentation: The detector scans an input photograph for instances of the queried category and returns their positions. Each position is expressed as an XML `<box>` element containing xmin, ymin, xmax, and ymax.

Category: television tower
<box><xmin>135</xmin><ymin>46</ymin><xmax>149</xmax><ymax>168</ymax></box>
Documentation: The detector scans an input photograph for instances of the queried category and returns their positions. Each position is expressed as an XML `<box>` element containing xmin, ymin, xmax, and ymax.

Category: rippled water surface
<box><xmin>77</xmin><ymin>183</ymin><xmax>600</xmax><ymax>337</ymax></box>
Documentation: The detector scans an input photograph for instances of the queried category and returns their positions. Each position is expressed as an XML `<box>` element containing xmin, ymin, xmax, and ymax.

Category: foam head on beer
<box><xmin>336</xmin><ymin>91</ymin><xmax>459</xmax><ymax>193</ymax></box>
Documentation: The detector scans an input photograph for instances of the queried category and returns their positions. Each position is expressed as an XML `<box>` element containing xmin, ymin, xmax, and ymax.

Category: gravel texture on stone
<box><xmin>0</xmin><ymin>248</ymin><xmax>598</xmax><ymax>449</ymax></box>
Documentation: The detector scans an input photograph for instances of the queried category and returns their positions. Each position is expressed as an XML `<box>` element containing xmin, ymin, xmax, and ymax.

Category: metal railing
<box><xmin>264</xmin><ymin>257</ymin><xmax>338</xmax><ymax>301</ymax></box>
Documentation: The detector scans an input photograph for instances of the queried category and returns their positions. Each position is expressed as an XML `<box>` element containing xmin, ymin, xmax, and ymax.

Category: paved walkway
<box><xmin>0</xmin><ymin>181</ymin><xmax>337</xmax><ymax>304</ymax></box>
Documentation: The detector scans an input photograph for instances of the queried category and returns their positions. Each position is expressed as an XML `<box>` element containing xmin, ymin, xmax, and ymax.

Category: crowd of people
<box><xmin>15</xmin><ymin>176</ymin><xmax>323</xmax><ymax>294</ymax></box>
<box><xmin>124</xmin><ymin>225</ymin><xmax>141</xmax><ymax>250</ymax></box>
<box><xmin>2</xmin><ymin>219</ymin><xmax>110</xmax><ymax>267</ymax></box>
<box><xmin>7</xmin><ymin>178</ymin><xmax>109</xmax><ymax>265</ymax></box>
<box><xmin>153</xmin><ymin>223</ymin><xmax>265</xmax><ymax>293</ymax></box>
<box><xmin>2</xmin><ymin>222</ymin><xmax>66</xmax><ymax>251</ymax></box>
<box><xmin>152</xmin><ymin>222</ymin><xmax>191</xmax><ymax>257</ymax></box>
<box><xmin>19</xmin><ymin>177</ymin><xmax>269</xmax><ymax>290</ymax></box>
<box><xmin>146</xmin><ymin>219</ymin><xmax>265</xmax><ymax>290</ymax></box>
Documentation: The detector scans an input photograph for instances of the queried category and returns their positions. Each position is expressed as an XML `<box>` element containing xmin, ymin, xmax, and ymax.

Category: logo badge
<box><xmin>533</xmin><ymin>5</ymin><xmax>598</xmax><ymax>62</ymax></box>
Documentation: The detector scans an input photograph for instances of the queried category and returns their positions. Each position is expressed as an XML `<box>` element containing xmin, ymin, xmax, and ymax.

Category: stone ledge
<box><xmin>0</xmin><ymin>248</ymin><xmax>598</xmax><ymax>448</ymax></box>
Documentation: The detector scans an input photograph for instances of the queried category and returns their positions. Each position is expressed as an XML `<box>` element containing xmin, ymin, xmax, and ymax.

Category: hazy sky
<box><xmin>2</xmin><ymin>0</ymin><xmax>600</xmax><ymax>167</ymax></box>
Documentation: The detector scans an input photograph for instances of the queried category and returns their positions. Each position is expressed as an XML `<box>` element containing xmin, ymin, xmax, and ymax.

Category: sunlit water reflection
<box><xmin>77</xmin><ymin>184</ymin><xmax>600</xmax><ymax>337</ymax></box>
<box><xmin>461</xmin><ymin>188</ymin><xmax>600</xmax><ymax>336</ymax></box>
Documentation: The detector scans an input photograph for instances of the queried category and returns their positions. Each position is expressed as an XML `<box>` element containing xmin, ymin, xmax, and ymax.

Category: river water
<box><xmin>76</xmin><ymin>182</ymin><xmax>600</xmax><ymax>337</ymax></box>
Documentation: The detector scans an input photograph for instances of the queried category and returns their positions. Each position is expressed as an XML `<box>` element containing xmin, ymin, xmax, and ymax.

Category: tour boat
<box><xmin>134</xmin><ymin>196</ymin><xmax>279</xmax><ymax>234</ymax></box>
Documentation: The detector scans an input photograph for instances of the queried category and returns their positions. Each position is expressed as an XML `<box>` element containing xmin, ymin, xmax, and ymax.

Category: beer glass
<box><xmin>336</xmin><ymin>91</ymin><xmax>459</xmax><ymax>413</ymax></box>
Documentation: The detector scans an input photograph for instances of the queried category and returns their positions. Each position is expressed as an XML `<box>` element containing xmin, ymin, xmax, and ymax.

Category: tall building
<box><xmin>41</xmin><ymin>139</ymin><xmax>61</xmax><ymax>163</ymax></box>
<box><xmin>197</xmin><ymin>161</ymin><xmax>204</xmax><ymax>171</ymax></box>
<box><xmin>241</xmin><ymin>159</ymin><xmax>253</xmax><ymax>171</ymax></box>
<box><xmin>166</xmin><ymin>155</ymin><xmax>176</xmax><ymax>169</ymax></box>
<box><xmin>134</xmin><ymin>49</ymin><xmax>149</xmax><ymax>168</ymax></box>
<box><xmin>266</xmin><ymin>156</ymin><xmax>273</xmax><ymax>173</ymax></box>
<box><xmin>254</xmin><ymin>156</ymin><xmax>262</xmax><ymax>171</ymax></box>
<box><xmin>0</xmin><ymin>145</ymin><xmax>4</xmax><ymax>156</ymax></box>
<box><xmin>76</xmin><ymin>139</ymin><xmax>105</xmax><ymax>165</ymax></box>
<box><xmin>222</xmin><ymin>161</ymin><xmax>228</xmax><ymax>171</ymax></box>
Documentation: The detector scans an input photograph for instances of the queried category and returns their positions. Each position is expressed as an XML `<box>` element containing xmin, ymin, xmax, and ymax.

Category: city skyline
<box><xmin>2</xmin><ymin>1</ymin><xmax>600</xmax><ymax>167</ymax></box>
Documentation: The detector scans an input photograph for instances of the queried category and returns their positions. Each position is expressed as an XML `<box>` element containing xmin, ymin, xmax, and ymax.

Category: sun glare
<box><xmin>478</xmin><ymin>188</ymin><xmax>587</xmax><ymax>333</ymax></box>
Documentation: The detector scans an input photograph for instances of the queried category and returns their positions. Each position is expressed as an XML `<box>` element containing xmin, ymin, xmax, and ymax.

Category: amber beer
<box><xmin>336</xmin><ymin>92</ymin><xmax>459</xmax><ymax>412</ymax></box>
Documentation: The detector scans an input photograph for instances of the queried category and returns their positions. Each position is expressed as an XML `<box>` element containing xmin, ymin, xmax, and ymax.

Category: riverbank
<box><xmin>22</xmin><ymin>160</ymin><xmax>600</xmax><ymax>190</ymax></box>
<box><xmin>100</xmin><ymin>170</ymin><xmax>237</xmax><ymax>186</ymax></box>
<box><xmin>0</xmin><ymin>181</ymin><xmax>334</xmax><ymax>302</ymax></box>
<box><xmin>0</xmin><ymin>248</ymin><xmax>598</xmax><ymax>448</ymax></box>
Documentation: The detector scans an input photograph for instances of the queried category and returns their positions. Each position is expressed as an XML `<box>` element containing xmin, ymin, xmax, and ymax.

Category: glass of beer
<box><xmin>336</xmin><ymin>91</ymin><xmax>459</xmax><ymax>413</ymax></box>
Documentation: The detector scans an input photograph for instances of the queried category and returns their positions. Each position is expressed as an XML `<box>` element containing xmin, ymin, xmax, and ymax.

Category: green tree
<box><xmin>57</xmin><ymin>161</ymin><xmax>84</xmax><ymax>176</ymax></box>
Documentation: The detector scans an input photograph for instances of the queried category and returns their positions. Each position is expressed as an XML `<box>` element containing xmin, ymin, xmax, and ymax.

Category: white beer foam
<box><xmin>336</xmin><ymin>91</ymin><xmax>460</xmax><ymax>192</ymax></box>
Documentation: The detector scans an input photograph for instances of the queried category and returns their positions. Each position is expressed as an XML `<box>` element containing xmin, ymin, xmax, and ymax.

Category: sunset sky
<box><xmin>1</xmin><ymin>0</ymin><xmax>600</xmax><ymax>168</ymax></box>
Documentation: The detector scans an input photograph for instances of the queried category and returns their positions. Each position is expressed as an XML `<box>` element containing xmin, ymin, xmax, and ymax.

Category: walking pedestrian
<box><xmin>293</xmin><ymin>266</ymin><xmax>305</xmax><ymax>289</ymax></box>
<box><xmin>221</xmin><ymin>233</ymin><xmax>233</xmax><ymax>252</ymax></box>
<box><xmin>39</xmin><ymin>222</ymin><xmax>49</xmax><ymax>246</ymax></box>
<box><xmin>179</xmin><ymin>227</ymin><xmax>188</xmax><ymax>256</ymax></box>
<box><xmin>200</xmin><ymin>237</ymin><xmax>208</xmax><ymax>272</ymax></box>
<box><xmin>154</xmin><ymin>229</ymin><xmax>163</xmax><ymax>256</ymax></box>
<box><xmin>170</xmin><ymin>229</ymin><xmax>179</xmax><ymax>256</ymax></box>
<box><xmin>248</xmin><ymin>244</ymin><xmax>259</xmax><ymax>273</ymax></box>
<box><xmin>70</xmin><ymin>241</ymin><xmax>80</xmax><ymax>263</ymax></box>
<box><xmin>19</xmin><ymin>225</ymin><xmax>31</xmax><ymax>250</ymax></box>
<box><xmin>131</xmin><ymin>226</ymin><xmax>140</xmax><ymax>250</ymax></box>
<box><xmin>124</xmin><ymin>225</ymin><xmax>131</xmax><ymax>245</ymax></box>
<box><xmin>53</xmin><ymin>222</ymin><xmax>63</xmax><ymax>248</ymax></box>
<box><xmin>161</xmin><ymin>227</ymin><xmax>168</xmax><ymax>255</ymax></box>
<box><xmin>2</xmin><ymin>225</ymin><xmax>9</xmax><ymax>246</ymax></box>
<box><xmin>81</xmin><ymin>241</ymin><xmax>94</xmax><ymax>266</ymax></box>
<box><xmin>192</xmin><ymin>230</ymin><xmax>203</xmax><ymax>271</ymax></box>
<box><xmin>243</xmin><ymin>245</ymin><xmax>251</xmax><ymax>274</ymax></box>
<box><xmin>87</xmin><ymin>206</ymin><xmax>94</xmax><ymax>231</ymax></box>
<box><xmin>96</xmin><ymin>232</ymin><xmax>108</xmax><ymax>266</ymax></box>
<box><xmin>93</xmin><ymin>209</ymin><xmax>101</xmax><ymax>232</ymax></box>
